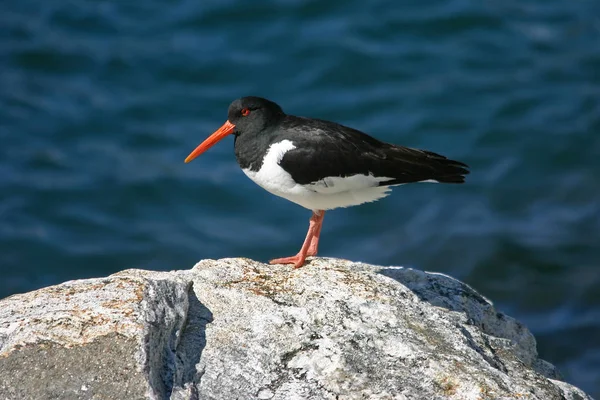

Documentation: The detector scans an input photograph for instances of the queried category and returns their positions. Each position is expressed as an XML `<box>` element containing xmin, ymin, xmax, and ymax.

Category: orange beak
<box><xmin>184</xmin><ymin>120</ymin><xmax>236</xmax><ymax>163</ymax></box>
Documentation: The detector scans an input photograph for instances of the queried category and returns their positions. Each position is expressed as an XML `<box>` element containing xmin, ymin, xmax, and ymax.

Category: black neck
<box><xmin>234</xmin><ymin>127</ymin><xmax>279</xmax><ymax>171</ymax></box>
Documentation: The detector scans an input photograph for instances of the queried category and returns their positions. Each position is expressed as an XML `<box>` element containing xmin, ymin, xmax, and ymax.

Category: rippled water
<box><xmin>1</xmin><ymin>0</ymin><xmax>599</xmax><ymax>395</ymax></box>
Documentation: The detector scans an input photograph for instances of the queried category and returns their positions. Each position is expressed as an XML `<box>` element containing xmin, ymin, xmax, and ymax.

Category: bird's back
<box><xmin>277</xmin><ymin>115</ymin><xmax>469</xmax><ymax>186</ymax></box>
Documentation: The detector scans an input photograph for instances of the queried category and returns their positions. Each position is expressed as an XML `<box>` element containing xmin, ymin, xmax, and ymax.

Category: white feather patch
<box><xmin>309</xmin><ymin>174</ymin><xmax>395</xmax><ymax>194</ymax></box>
<box><xmin>242</xmin><ymin>140</ymin><xmax>298</xmax><ymax>197</ymax></box>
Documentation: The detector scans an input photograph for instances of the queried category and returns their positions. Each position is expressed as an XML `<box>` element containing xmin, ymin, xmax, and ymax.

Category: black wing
<box><xmin>278</xmin><ymin>116</ymin><xmax>469</xmax><ymax>186</ymax></box>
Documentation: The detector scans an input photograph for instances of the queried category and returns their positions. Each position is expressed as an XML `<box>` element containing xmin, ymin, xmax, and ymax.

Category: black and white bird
<box><xmin>185</xmin><ymin>96</ymin><xmax>469</xmax><ymax>268</ymax></box>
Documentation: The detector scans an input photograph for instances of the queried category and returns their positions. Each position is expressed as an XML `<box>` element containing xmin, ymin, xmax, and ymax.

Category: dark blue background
<box><xmin>1</xmin><ymin>0</ymin><xmax>599</xmax><ymax>395</ymax></box>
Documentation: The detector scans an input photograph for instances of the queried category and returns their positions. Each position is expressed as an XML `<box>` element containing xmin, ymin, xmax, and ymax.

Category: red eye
<box><xmin>241</xmin><ymin>108</ymin><xmax>250</xmax><ymax>116</ymax></box>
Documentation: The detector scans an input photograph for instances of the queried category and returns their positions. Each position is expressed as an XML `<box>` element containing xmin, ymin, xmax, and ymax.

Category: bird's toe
<box><xmin>270</xmin><ymin>255</ymin><xmax>307</xmax><ymax>268</ymax></box>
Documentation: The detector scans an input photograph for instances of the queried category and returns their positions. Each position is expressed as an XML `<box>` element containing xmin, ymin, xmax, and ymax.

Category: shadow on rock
<box><xmin>169</xmin><ymin>286</ymin><xmax>214</xmax><ymax>399</ymax></box>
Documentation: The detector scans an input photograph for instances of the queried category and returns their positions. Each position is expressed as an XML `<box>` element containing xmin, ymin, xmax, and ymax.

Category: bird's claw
<box><xmin>269</xmin><ymin>255</ymin><xmax>306</xmax><ymax>269</ymax></box>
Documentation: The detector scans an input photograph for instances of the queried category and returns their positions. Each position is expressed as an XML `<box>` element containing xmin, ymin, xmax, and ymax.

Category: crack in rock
<box><xmin>170</xmin><ymin>284</ymin><xmax>213</xmax><ymax>400</ymax></box>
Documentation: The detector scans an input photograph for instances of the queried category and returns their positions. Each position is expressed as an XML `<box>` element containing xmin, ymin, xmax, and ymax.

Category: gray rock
<box><xmin>0</xmin><ymin>258</ymin><xmax>592</xmax><ymax>400</ymax></box>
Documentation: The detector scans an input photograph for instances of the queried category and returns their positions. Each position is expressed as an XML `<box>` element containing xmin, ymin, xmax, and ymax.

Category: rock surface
<box><xmin>0</xmin><ymin>258</ymin><xmax>592</xmax><ymax>400</ymax></box>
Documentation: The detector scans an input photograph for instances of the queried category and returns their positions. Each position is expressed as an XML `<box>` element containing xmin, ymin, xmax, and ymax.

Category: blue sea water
<box><xmin>1</xmin><ymin>0</ymin><xmax>599</xmax><ymax>395</ymax></box>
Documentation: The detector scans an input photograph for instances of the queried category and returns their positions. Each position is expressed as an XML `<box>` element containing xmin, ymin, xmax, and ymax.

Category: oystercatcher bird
<box><xmin>185</xmin><ymin>97</ymin><xmax>469</xmax><ymax>268</ymax></box>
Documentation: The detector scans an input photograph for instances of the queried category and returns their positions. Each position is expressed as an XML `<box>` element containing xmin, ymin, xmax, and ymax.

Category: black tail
<box><xmin>426</xmin><ymin>151</ymin><xmax>470</xmax><ymax>184</ymax></box>
<box><xmin>377</xmin><ymin>146</ymin><xmax>470</xmax><ymax>186</ymax></box>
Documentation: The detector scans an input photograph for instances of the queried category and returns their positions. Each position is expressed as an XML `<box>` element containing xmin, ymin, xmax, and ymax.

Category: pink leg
<box><xmin>270</xmin><ymin>210</ymin><xmax>326</xmax><ymax>268</ymax></box>
<box><xmin>306</xmin><ymin>211</ymin><xmax>325</xmax><ymax>256</ymax></box>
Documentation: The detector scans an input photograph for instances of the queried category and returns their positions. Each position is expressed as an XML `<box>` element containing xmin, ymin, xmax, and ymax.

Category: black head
<box><xmin>227</xmin><ymin>96</ymin><xmax>285</xmax><ymax>136</ymax></box>
<box><xmin>184</xmin><ymin>96</ymin><xmax>285</xmax><ymax>163</ymax></box>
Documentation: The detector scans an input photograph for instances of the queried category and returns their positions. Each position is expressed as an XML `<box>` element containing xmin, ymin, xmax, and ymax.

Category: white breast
<box><xmin>242</xmin><ymin>140</ymin><xmax>299</xmax><ymax>196</ymax></box>
<box><xmin>242</xmin><ymin>140</ymin><xmax>397</xmax><ymax>211</ymax></box>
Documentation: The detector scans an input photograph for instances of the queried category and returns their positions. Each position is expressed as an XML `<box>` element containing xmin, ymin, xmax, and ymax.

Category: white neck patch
<box><xmin>263</xmin><ymin>139</ymin><xmax>296</xmax><ymax>167</ymax></box>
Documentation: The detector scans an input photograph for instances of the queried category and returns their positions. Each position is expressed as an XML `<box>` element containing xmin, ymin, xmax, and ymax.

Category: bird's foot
<box><xmin>269</xmin><ymin>255</ymin><xmax>307</xmax><ymax>269</ymax></box>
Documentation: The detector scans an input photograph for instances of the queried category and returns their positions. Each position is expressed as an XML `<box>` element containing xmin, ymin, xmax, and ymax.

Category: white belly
<box><xmin>241</xmin><ymin>140</ymin><xmax>396</xmax><ymax>211</ymax></box>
